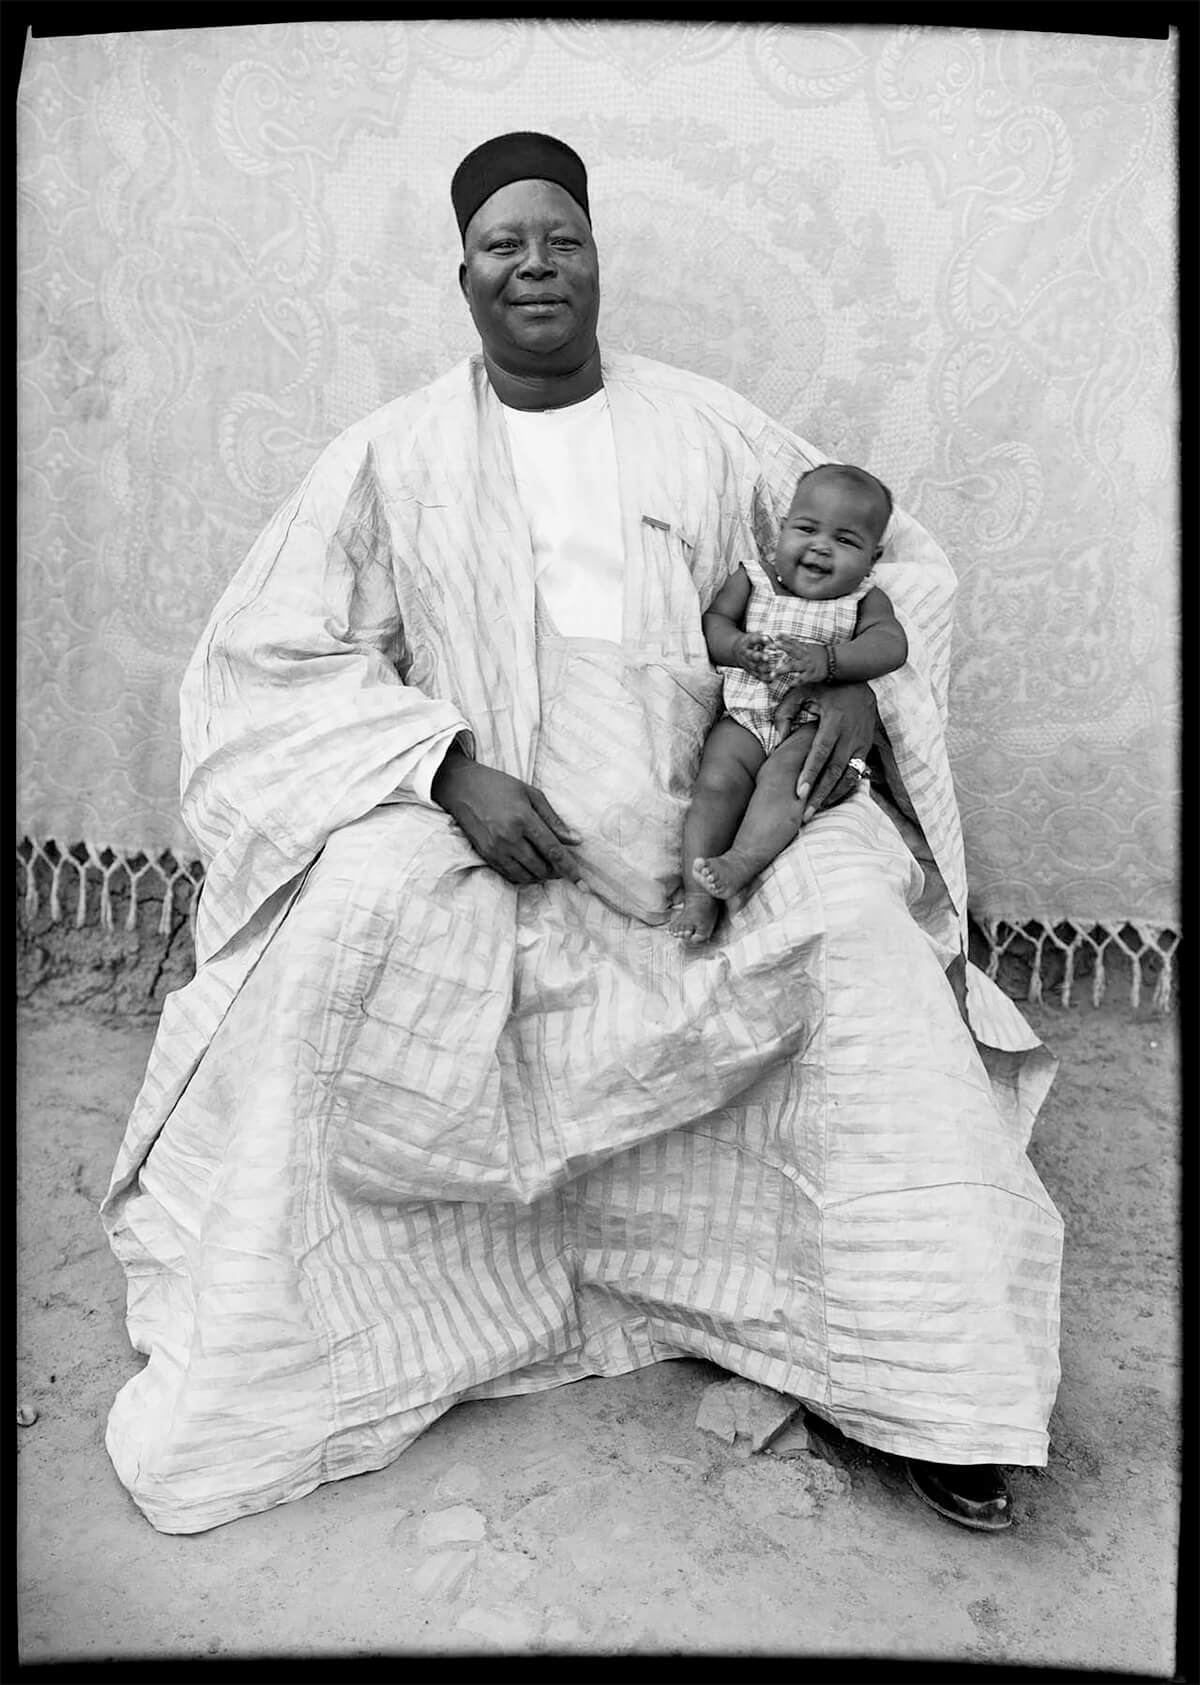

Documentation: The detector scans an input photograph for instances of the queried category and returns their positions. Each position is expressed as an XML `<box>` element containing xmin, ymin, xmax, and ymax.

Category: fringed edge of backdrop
<box><xmin>17</xmin><ymin>836</ymin><xmax>205</xmax><ymax>946</ymax></box>
<box><xmin>978</xmin><ymin>916</ymin><xmax>1180</xmax><ymax>1015</ymax></box>
<box><xmin>16</xmin><ymin>837</ymin><xmax>1179</xmax><ymax>1013</ymax></box>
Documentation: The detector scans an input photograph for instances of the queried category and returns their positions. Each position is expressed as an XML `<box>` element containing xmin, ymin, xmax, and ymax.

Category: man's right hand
<box><xmin>431</xmin><ymin>753</ymin><xmax>583</xmax><ymax>886</ymax></box>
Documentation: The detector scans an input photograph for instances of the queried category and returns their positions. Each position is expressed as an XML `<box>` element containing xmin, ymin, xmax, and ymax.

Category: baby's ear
<box><xmin>871</xmin><ymin>544</ymin><xmax>884</xmax><ymax>562</ymax></box>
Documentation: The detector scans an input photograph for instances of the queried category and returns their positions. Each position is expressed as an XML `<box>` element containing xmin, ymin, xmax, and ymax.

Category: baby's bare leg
<box><xmin>668</xmin><ymin>717</ymin><xmax>765</xmax><ymax>943</ymax></box>
<box><xmin>693</xmin><ymin>724</ymin><xmax>818</xmax><ymax>901</ymax></box>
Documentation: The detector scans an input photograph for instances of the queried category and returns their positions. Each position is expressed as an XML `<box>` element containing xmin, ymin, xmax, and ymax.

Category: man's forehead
<box><xmin>466</xmin><ymin>178</ymin><xmax>589</xmax><ymax>237</ymax></box>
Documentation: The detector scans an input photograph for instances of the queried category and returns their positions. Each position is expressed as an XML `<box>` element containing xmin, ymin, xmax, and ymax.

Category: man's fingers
<box><xmin>493</xmin><ymin>832</ymin><xmax>542</xmax><ymax>882</ymax></box>
<box><xmin>520</xmin><ymin>797</ymin><xmax>583</xmax><ymax>883</ymax></box>
<box><xmin>797</xmin><ymin>732</ymin><xmax>858</xmax><ymax>823</ymax></box>
<box><xmin>536</xmin><ymin>839</ymin><xmax>583</xmax><ymax>883</ymax></box>
<box><xmin>495</xmin><ymin>850</ymin><xmax>539</xmax><ymax>886</ymax></box>
<box><xmin>794</xmin><ymin>727</ymin><xmax>835</xmax><ymax>806</ymax></box>
<box><xmin>526</xmin><ymin>795</ymin><xmax>583</xmax><ymax>881</ymax></box>
<box><xmin>529</xmin><ymin>787</ymin><xmax>583</xmax><ymax>846</ymax></box>
<box><xmin>510</xmin><ymin>831</ymin><xmax>579</xmax><ymax>885</ymax></box>
<box><xmin>804</xmin><ymin>761</ymin><xmax>849</xmax><ymax>825</ymax></box>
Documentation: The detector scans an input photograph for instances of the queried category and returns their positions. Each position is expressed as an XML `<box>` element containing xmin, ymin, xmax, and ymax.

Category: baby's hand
<box><xmin>732</xmin><ymin>632</ymin><xmax>784</xmax><ymax>680</ymax></box>
<box><xmin>773</xmin><ymin>638</ymin><xmax>831</xmax><ymax>684</ymax></box>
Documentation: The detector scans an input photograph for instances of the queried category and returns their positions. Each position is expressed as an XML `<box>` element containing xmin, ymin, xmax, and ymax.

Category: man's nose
<box><xmin>517</xmin><ymin>241</ymin><xmax>556</xmax><ymax>276</ymax></box>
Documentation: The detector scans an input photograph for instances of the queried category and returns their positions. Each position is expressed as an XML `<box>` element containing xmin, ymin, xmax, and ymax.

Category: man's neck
<box><xmin>483</xmin><ymin>346</ymin><xmax>603</xmax><ymax>412</ymax></box>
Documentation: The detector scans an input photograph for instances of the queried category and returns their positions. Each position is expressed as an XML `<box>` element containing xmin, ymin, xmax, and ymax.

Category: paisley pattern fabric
<box><xmin>16</xmin><ymin>21</ymin><xmax>1178</xmax><ymax>950</ymax></box>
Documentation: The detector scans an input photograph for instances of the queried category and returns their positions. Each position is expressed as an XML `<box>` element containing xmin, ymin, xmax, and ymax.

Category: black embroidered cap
<box><xmin>451</xmin><ymin>131</ymin><xmax>590</xmax><ymax>241</ymax></box>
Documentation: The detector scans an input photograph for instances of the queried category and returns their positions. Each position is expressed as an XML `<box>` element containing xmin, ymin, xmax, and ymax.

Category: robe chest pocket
<box><xmin>635</xmin><ymin>515</ymin><xmax>707</xmax><ymax>658</ymax></box>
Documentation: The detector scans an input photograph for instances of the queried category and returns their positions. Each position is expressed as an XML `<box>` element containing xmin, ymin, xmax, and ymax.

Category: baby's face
<box><xmin>772</xmin><ymin>474</ymin><xmax>886</xmax><ymax>600</ymax></box>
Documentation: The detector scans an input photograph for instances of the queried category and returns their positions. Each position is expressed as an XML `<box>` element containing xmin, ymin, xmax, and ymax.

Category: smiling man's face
<box><xmin>458</xmin><ymin>178</ymin><xmax>600</xmax><ymax>377</ymax></box>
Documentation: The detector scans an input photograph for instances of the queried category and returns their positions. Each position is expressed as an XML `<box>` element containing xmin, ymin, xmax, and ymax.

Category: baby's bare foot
<box><xmin>668</xmin><ymin>891</ymin><xmax>721</xmax><ymax>944</ymax></box>
<box><xmin>692</xmin><ymin>853</ymin><xmax>755</xmax><ymax>901</ymax></box>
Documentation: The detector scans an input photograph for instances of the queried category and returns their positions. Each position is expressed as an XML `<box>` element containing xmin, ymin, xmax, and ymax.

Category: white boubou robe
<box><xmin>101</xmin><ymin>351</ymin><xmax>1062</xmax><ymax>1534</ymax></box>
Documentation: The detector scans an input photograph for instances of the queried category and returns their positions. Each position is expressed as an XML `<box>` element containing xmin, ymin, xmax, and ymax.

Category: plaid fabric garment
<box><xmin>720</xmin><ymin>555</ymin><xmax>876</xmax><ymax>754</ymax></box>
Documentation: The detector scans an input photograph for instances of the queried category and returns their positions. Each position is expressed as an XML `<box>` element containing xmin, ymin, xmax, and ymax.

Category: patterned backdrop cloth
<box><xmin>16</xmin><ymin>21</ymin><xmax>1179</xmax><ymax>1003</ymax></box>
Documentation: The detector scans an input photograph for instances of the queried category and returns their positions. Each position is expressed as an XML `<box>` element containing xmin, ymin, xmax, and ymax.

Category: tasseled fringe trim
<box><xmin>17</xmin><ymin>837</ymin><xmax>204</xmax><ymax>946</ymax></box>
<box><xmin>16</xmin><ymin>838</ymin><xmax>1179</xmax><ymax>1013</ymax></box>
<box><xmin>980</xmin><ymin>917</ymin><xmax>1180</xmax><ymax>1014</ymax></box>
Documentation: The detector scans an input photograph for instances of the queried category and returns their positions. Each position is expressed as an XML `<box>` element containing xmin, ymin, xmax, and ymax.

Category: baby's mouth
<box><xmin>799</xmin><ymin>557</ymin><xmax>831</xmax><ymax>577</ymax></box>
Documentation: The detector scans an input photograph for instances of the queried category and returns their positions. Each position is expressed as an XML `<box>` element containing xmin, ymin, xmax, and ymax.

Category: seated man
<box><xmin>101</xmin><ymin>131</ymin><xmax>1063</xmax><ymax>1537</ymax></box>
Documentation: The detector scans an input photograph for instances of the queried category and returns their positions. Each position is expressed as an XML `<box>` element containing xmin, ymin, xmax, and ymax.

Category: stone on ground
<box><xmin>417</xmin><ymin>1504</ymin><xmax>487</xmax><ymax>1548</ymax></box>
<box><xmin>435</xmin><ymin>1460</ymin><xmax>483</xmax><ymax>1499</ymax></box>
<box><xmin>764</xmin><ymin>1416</ymin><xmax>811</xmax><ymax>1459</ymax></box>
<box><xmin>409</xmin><ymin>1548</ymin><xmax>476</xmax><ymax>1601</ymax></box>
<box><xmin>694</xmin><ymin>1377</ymin><xmax>800</xmax><ymax>1452</ymax></box>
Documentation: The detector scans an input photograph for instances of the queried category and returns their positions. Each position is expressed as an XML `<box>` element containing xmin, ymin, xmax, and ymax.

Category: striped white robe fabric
<box><xmin>101</xmin><ymin>352</ymin><xmax>1062</xmax><ymax>1535</ymax></box>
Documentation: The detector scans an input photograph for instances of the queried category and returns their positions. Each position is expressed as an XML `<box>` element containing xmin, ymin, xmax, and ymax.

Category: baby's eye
<box><xmin>838</xmin><ymin>534</ymin><xmax>862</xmax><ymax>548</ymax></box>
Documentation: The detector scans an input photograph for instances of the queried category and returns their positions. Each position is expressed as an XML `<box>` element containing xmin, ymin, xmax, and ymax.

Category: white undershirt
<box><xmin>500</xmin><ymin>387</ymin><xmax>625</xmax><ymax>642</ymax></box>
<box><xmin>402</xmin><ymin>387</ymin><xmax>626</xmax><ymax>803</ymax></box>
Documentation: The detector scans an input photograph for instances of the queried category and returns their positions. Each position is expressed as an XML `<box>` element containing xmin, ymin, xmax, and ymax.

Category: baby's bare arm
<box><xmin>773</xmin><ymin>587</ymin><xmax>908</xmax><ymax>688</ymax></box>
<box><xmin>703</xmin><ymin>568</ymin><xmax>780</xmax><ymax>679</ymax></box>
<box><xmin>830</xmin><ymin>586</ymin><xmax>907</xmax><ymax>681</ymax></box>
<box><xmin>701</xmin><ymin>568</ymin><xmax>752</xmax><ymax>665</ymax></box>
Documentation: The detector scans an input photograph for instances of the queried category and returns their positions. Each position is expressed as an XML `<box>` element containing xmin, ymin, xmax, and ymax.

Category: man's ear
<box><xmin>458</xmin><ymin>262</ymin><xmax>468</xmax><ymax>300</ymax></box>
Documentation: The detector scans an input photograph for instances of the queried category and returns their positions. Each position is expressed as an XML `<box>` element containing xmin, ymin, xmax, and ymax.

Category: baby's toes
<box><xmin>692</xmin><ymin>859</ymin><xmax>721</xmax><ymax>898</ymax></box>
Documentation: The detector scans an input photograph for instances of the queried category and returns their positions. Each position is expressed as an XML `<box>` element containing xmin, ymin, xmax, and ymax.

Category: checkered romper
<box><xmin>720</xmin><ymin>554</ymin><xmax>876</xmax><ymax>756</ymax></box>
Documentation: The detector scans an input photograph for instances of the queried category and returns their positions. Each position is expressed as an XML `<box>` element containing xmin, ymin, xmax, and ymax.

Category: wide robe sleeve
<box><xmin>180</xmin><ymin>433</ymin><xmax>471</xmax><ymax>966</ymax></box>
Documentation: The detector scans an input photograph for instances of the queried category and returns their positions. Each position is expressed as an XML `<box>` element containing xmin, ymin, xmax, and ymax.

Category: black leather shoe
<box><xmin>905</xmin><ymin>1459</ymin><xmax>1013</xmax><ymax>1531</ymax></box>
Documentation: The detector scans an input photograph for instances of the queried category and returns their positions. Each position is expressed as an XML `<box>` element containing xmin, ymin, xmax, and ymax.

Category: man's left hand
<box><xmin>782</xmin><ymin>678</ymin><xmax>878</xmax><ymax>824</ymax></box>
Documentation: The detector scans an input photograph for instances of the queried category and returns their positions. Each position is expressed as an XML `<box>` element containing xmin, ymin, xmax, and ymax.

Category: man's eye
<box><xmin>551</xmin><ymin>239</ymin><xmax>579</xmax><ymax>250</ymax></box>
<box><xmin>490</xmin><ymin>241</ymin><xmax>517</xmax><ymax>252</ymax></box>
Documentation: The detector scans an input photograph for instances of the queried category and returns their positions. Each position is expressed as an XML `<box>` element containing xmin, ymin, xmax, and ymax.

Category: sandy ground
<box><xmin>16</xmin><ymin>994</ymin><xmax>1181</xmax><ymax>1670</ymax></box>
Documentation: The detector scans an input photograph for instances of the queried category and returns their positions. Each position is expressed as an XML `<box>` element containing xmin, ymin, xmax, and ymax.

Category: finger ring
<box><xmin>847</xmin><ymin>757</ymin><xmax>870</xmax><ymax>780</ymax></box>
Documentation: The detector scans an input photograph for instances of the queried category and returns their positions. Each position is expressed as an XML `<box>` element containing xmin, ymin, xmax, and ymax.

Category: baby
<box><xmin>669</xmin><ymin>462</ymin><xmax>908</xmax><ymax>943</ymax></box>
